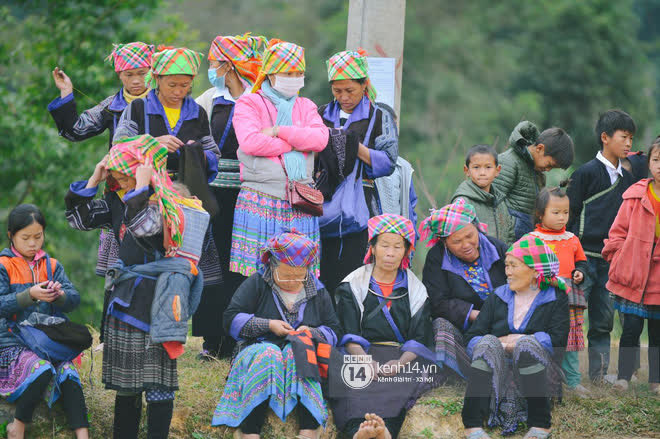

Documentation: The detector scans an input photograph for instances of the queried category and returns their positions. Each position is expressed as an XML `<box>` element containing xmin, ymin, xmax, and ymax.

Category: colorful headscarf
<box><xmin>208</xmin><ymin>33</ymin><xmax>269</xmax><ymax>88</ymax></box>
<box><xmin>260</xmin><ymin>229</ymin><xmax>319</xmax><ymax>269</ymax></box>
<box><xmin>145</xmin><ymin>46</ymin><xmax>204</xmax><ymax>89</ymax></box>
<box><xmin>106</xmin><ymin>134</ymin><xmax>185</xmax><ymax>257</ymax></box>
<box><xmin>327</xmin><ymin>48</ymin><xmax>377</xmax><ymax>103</ymax></box>
<box><xmin>507</xmin><ymin>234</ymin><xmax>566</xmax><ymax>291</ymax></box>
<box><xmin>418</xmin><ymin>198</ymin><xmax>487</xmax><ymax>248</ymax></box>
<box><xmin>364</xmin><ymin>214</ymin><xmax>416</xmax><ymax>269</ymax></box>
<box><xmin>251</xmin><ymin>40</ymin><xmax>305</xmax><ymax>92</ymax></box>
<box><xmin>106</xmin><ymin>42</ymin><xmax>154</xmax><ymax>73</ymax></box>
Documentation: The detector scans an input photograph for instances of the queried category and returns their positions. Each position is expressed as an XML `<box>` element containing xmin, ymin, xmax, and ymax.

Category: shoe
<box><xmin>523</xmin><ymin>427</ymin><xmax>551</xmax><ymax>438</ymax></box>
<box><xmin>603</xmin><ymin>374</ymin><xmax>617</xmax><ymax>385</ymax></box>
<box><xmin>197</xmin><ymin>349</ymin><xmax>218</xmax><ymax>362</ymax></box>
<box><xmin>465</xmin><ymin>428</ymin><xmax>491</xmax><ymax>438</ymax></box>
<box><xmin>650</xmin><ymin>383</ymin><xmax>660</xmax><ymax>395</ymax></box>
<box><xmin>568</xmin><ymin>384</ymin><xmax>592</xmax><ymax>398</ymax></box>
<box><xmin>613</xmin><ymin>379</ymin><xmax>629</xmax><ymax>391</ymax></box>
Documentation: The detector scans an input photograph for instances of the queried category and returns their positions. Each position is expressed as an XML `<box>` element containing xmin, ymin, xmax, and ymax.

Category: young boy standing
<box><xmin>493</xmin><ymin>121</ymin><xmax>575</xmax><ymax>240</ymax></box>
<box><xmin>452</xmin><ymin>144</ymin><xmax>515</xmax><ymax>245</ymax></box>
<box><xmin>566</xmin><ymin>109</ymin><xmax>636</xmax><ymax>382</ymax></box>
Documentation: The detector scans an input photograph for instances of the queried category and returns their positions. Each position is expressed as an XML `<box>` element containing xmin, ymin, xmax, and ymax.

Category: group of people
<box><xmin>0</xmin><ymin>31</ymin><xmax>655</xmax><ymax>439</ymax></box>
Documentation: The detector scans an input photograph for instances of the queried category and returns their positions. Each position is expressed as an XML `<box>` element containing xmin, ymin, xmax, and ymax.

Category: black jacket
<box><xmin>422</xmin><ymin>235</ymin><xmax>508</xmax><ymax>331</ymax></box>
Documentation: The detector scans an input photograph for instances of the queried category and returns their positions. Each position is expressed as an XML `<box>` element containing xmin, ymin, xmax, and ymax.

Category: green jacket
<box><xmin>452</xmin><ymin>179</ymin><xmax>516</xmax><ymax>246</ymax></box>
<box><xmin>492</xmin><ymin>121</ymin><xmax>545</xmax><ymax>214</ymax></box>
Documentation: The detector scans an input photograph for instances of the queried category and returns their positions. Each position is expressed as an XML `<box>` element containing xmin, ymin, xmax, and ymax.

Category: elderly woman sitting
<box><xmin>461</xmin><ymin>235</ymin><xmax>569</xmax><ymax>439</ymax></box>
<box><xmin>211</xmin><ymin>230</ymin><xmax>341</xmax><ymax>438</ymax></box>
<box><xmin>331</xmin><ymin>214</ymin><xmax>436</xmax><ymax>439</ymax></box>
<box><xmin>420</xmin><ymin>199</ymin><xmax>508</xmax><ymax>378</ymax></box>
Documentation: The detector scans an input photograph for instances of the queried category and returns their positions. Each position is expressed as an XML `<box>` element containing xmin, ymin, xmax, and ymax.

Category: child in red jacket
<box><xmin>602</xmin><ymin>140</ymin><xmax>660</xmax><ymax>394</ymax></box>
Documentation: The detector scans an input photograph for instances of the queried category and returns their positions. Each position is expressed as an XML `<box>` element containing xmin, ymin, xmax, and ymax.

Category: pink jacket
<box><xmin>602</xmin><ymin>179</ymin><xmax>660</xmax><ymax>305</ymax></box>
<box><xmin>232</xmin><ymin>92</ymin><xmax>329</xmax><ymax>199</ymax></box>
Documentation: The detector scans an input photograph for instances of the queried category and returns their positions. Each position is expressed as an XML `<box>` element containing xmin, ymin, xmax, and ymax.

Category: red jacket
<box><xmin>602</xmin><ymin>179</ymin><xmax>660</xmax><ymax>305</ymax></box>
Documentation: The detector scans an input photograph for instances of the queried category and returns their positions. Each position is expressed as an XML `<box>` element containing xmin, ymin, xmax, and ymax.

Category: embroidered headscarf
<box><xmin>327</xmin><ymin>48</ymin><xmax>377</xmax><ymax>103</ymax></box>
<box><xmin>145</xmin><ymin>46</ymin><xmax>204</xmax><ymax>89</ymax></box>
<box><xmin>208</xmin><ymin>33</ymin><xmax>268</xmax><ymax>88</ymax></box>
<box><xmin>260</xmin><ymin>229</ymin><xmax>319</xmax><ymax>269</ymax></box>
<box><xmin>418</xmin><ymin>198</ymin><xmax>487</xmax><ymax>248</ymax></box>
<box><xmin>251</xmin><ymin>39</ymin><xmax>305</xmax><ymax>93</ymax></box>
<box><xmin>507</xmin><ymin>234</ymin><xmax>566</xmax><ymax>291</ymax></box>
<box><xmin>364</xmin><ymin>214</ymin><xmax>416</xmax><ymax>269</ymax></box>
<box><xmin>106</xmin><ymin>42</ymin><xmax>155</xmax><ymax>73</ymax></box>
<box><xmin>106</xmin><ymin>134</ymin><xmax>185</xmax><ymax>256</ymax></box>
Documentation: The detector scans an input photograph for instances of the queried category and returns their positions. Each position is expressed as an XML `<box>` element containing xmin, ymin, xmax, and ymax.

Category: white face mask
<box><xmin>272</xmin><ymin>74</ymin><xmax>305</xmax><ymax>97</ymax></box>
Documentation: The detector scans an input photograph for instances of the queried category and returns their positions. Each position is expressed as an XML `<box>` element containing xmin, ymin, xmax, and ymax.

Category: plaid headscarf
<box><xmin>507</xmin><ymin>234</ymin><xmax>566</xmax><ymax>291</ymax></box>
<box><xmin>364</xmin><ymin>214</ymin><xmax>416</xmax><ymax>269</ymax></box>
<box><xmin>418</xmin><ymin>198</ymin><xmax>487</xmax><ymax>248</ymax></box>
<box><xmin>106</xmin><ymin>42</ymin><xmax>154</xmax><ymax>73</ymax></box>
<box><xmin>208</xmin><ymin>33</ymin><xmax>268</xmax><ymax>88</ymax></box>
<box><xmin>251</xmin><ymin>40</ymin><xmax>305</xmax><ymax>92</ymax></box>
<box><xmin>327</xmin><ymin>48</ymin><xmax>377</xmax><ymax>103</ymax></box>
<box><xmin>145</xmin><ymin>46</ymin><xmax>203</xmax><ymax>89</ymax></box>
<box><xmin>106</xmin><ymin>135</ymin><xmax>185</xmax><ymax>257</ymax></box>
<box><xmin>260</xmin><ymin>229</ymin><xmax>318</xmax><ymax>268</ymax></box>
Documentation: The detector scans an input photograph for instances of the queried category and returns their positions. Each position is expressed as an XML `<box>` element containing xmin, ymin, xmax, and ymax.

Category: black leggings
<box><xmin>239</xmin><ymin>400</ymin><xmax>319</xmax><ymax>434</ymax></box>
<box><xmin>618</xmin><ymin>314</ymin><xmax>660</xmax><ymax>383</ymax></box>
<box><xmin>15</xmin><ymin>372</ymin><xmax>89</xmax><ymax>430</ymax></box>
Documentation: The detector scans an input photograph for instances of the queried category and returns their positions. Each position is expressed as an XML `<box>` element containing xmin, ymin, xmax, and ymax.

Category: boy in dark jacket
<box><xmin>566</xmin><ymin>109</ymin><xmax>636</xmax><ymax>382</ymax></box>
<box><xmin>493</xmin><ymin>121</ymin><xmax>575</xmax><ymax>240</ymax></box>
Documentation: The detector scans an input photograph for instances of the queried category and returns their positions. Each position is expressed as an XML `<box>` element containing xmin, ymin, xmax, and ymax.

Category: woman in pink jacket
<box><xmin>229</xmin><ymin>40</ymin><xmax>328</xmax><ymax>277</ymax></box>
<box><xmin>602</xmin><ymin>140</ymin><xmax>660</xmax><ymax>394</ymax></box>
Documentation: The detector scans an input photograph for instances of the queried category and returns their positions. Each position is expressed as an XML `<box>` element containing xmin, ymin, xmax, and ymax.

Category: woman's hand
<box><xmin>135</xmin><ymin>163</ymin><xmax>153</xmax><ymax>190</ymax></box>
<box><xmin>155</xmin><ymin>135</ymin><xmax>184</xmax><ymax>153</ymax></box>
<box><xmin>357</xmin><ymin>143</ymin><xmax>372</xmax><ymax>166</ymax></box>
<box><xmin>29</xmin><ymin>281</ymin><xmax>61</xmax><ymax>303</ymax></box>
<box><xmin>261</xmin><ymin>126</ymin><xmax>278</xmax><ymax>137</ymax></box>
<box><xmin>52</xmin><ymin>67</ymin><xmax>73</xmax><ymax>98</ymax></box>
<box><xmin>499</xmin><ymin>334</ymin><xmax>523</xmax><ymax>353</ymax></box>
<box><xmin>87</xmin><ymin>155</ymin><xmax>109</xmax><ymax>188</ymax></box>
<box><xmin>573</xmin><ymin>270</ymin><xmax>584</xmax><ymax>285</ymax></box>
<box><xmin>269</xmin><ymin>319</ymin><xmax>293</xmax><ymax>337</ymax></box>
<box><xmin>378</xmin><ymin>359</ymin><xmax>401</xmax><ymax>377</ymax></box>
<box><xmin>469</xmin><ymin>309</ymin><xmax>480</xmax><ymax>322</ymax></box>
<box><xmin>296</xmin><ymin>325</ymin><xmax>311</xmax><ymax>333</ymax></box>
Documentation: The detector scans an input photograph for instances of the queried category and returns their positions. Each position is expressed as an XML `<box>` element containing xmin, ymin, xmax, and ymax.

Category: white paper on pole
<box><xmin>366</xmin><ymin>57</ymin><xmax>396</xmax><ymax>109</ymax></box>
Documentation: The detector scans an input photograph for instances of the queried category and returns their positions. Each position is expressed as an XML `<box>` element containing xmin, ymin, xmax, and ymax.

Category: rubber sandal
<box><xmin>466</xmin><ymin>428</ymin><xmax>491</xmax><ymax>438</ymax></box>
<box><xmin>523</xmin><ymin>427</ymin><xmax>552</xmax><ymax>438</ymax></box>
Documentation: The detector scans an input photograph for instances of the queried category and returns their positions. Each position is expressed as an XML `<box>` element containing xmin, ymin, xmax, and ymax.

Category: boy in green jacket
<box><xmin>452</xmin><ymin>144</ymin><xmax>515</xmax><ymax>246</ymax></box>
<box><xmin>493</xmin><ymin>121</ymin><xmax>575</xmax><ymax>240</ymax></box>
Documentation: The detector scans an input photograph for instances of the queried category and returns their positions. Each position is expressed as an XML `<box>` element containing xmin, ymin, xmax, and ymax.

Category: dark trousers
<box><xmin>239</xmin><ymin>400</ymin><xmax>319</xmax><ymax>434</ymax></box>
<box><xmin>320</xmin><ymin>229</ymin><xmax>369</xmax><ymax>298</ymax></box>
<box><xmin>618</xmin><ymin>314</ymin><xmax>660</xmax><ymax>383</ymax></box>
<box><xmin>462</xmin><ymin>352</ymin><xmax>551</xmax><ymax>429</ymax></box>
<box><xmin>342</xmin><ymin>410</ymin><xmax>407</xmax><ymax>438</ymax></box>
<box><xmin>15</xmin><ymin>372</ymin><xmax>89</xmax><ymax>430</ymax></box>
<box><xmin>586</xmin><ymin>256</ymin><xmax>614</xmax><ymax>380</ymax></box>
<box><xmin>508</xmin><ymin>208</ymin><xmax>534</xmax><ymax>241</ymax></box>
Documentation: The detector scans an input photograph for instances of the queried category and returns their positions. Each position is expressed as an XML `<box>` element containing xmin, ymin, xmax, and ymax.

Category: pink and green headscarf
<box><xmin>145</xmin><ymin>46</ymin><xmax>204</xmax><ymax>89</ymax></box>
<box><xmin>364</xmin><ymin>214</ymin><xmax>416</xmax><ymax>269</ymax></box>
<box><xmin>418</xmin><ymin>198</ymin><xmax>487</xmax><ymax>248</ymax></box>
<box><xmin>106</xmin><ymin>134</ymin><xmax>185</xmax><ymax>257</ymax></box>
<box><xmin>251</xmin><ymin>39</ymin><xmax>305</xmax><ymax>92</ymax></box>
<box><xmin>260</xmin><ymin>229</ymin><xmax>319</xmax><ymax>268</ymax></box>
<box><xmin>507</xmin><ymin>234</ymin><xmax>566</xmax><ymax>291</ymax></box>
<box><xmin>327</xmin><ymin>48</ymin><xmax>377</xmax><ymax>103</ymax></box>
<box><xmin>208</xmin><ymin>33</ymin><xmax>268</xmax><ymax>88</ymax></box>
<box><xmin>106</xmin><ymin>42</ymin><xmax>154</xmax><ymax>73</ymax></box>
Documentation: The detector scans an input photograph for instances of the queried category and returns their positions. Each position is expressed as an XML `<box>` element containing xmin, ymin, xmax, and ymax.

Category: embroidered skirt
<box><xmin>229</xmin><ymin>188</ymin><xmax>320</xmax><ymax>277</ymax></box>
<box><xmin>566</xmin><ymin>307</ymin><xmax>585</xmax><ymax>352</ymax></box>
<box><xmin>102</xmin><ymin>316</ymin><xmax>178</xmax><ymax>393</ymax></box>
<box><xmin>211</xmin><ymin>342</ymin><xmax>327</xmax><ymax>427</ymax></box>
<box><xmin>432</xmin><ymin>317</ymin><xmax>471</xmax><ymax>378</ymax></box>
<box><xmin>470</xmin><ymin>334</ymin><xmax>562</xmax><ymax>435</ymax></box>
<box><xmin>612</xmin><ymin>294</ymin><xmax>660</xmax><ymax>320</ymax></box>
<box><xmin>0</xmin><ymin>346</ymin><xmax>81</xmax><ymax>406</ymax></box>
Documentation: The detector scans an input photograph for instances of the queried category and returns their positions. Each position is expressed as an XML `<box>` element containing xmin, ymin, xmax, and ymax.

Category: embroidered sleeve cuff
<box><xmin>463</xmin><ymin>304</ymin><xmax>474</xmax><ymax>332</ymax></box>
<box><xmin>48</xmin><ymin>93</ymin><xmax>74</xmax><ymax>111</ymax></box>
<box><xmin>467</xmin><ymin>336</ymin><xmax>483</xmax><ymax>358</ymax></box>
<box><xmin>533</xmin><ymin>332</ymin><xmax>553</xmax><ymax>354</ymax></box>
<box><xmin>70</xmin><ymin>180</ymin><xmax>98</xmax><ymax>198</ymax></box>
<box><xmin>365</xmin><ymin>149</ymin><xmax>393</xmax><ymax>178</ymax></box>
<box><xmin>401</xmin><ymin>340</ymin><xmax>435</xmax><ymax>363</ymax></box>
<box><xmin>317</xmin><ymin>325</ymin><xmax>338</xmax><ymax>346</ymax></box>
<box><xmin>230</xmin><ymin>313</ymin><xmax>254</xmax><ymax>340</ymax></box>
<box><xmin>339</xmin><ymin>333</ymin><xmax>370</xmax><ymax>349</ymax></box>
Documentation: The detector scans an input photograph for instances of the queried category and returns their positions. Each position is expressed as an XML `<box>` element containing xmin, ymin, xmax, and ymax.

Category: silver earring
<box><xmin>530</xmin><ymin>281</ymin><xmax>539</xmax><ymax>291</ymax></box>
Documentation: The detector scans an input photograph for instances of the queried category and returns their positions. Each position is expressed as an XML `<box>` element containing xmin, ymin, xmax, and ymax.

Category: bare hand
<box><xmin>87</xmin><ymin>155</ymin><xmax>109</xmax><ymax>188</ymax></box>
<box><xmin>296</xmin><ymin>325</ymin><xmax>311</xmax><ymax>334</ymax></box>
<box><xmin>135</xmin><ymin>163</ymin><xmax>153</xmax><ymax>189</ymax></box>
<box><xmin>52</xmin><ymin>67</ymin><xmax>73</xmax><ymax>97</ymax></box>
<box><xmin>29</xmin><ymin>281</ymin><xmax>60</xmax><ymax>303</ymax></box>
<box><xmin>261</xmin><ymin>126</ymin><xmax>278</xmax><ymax>137</ymax></box>
<box><xmin>378</xmin><ymin>359</ymin><xmax>401</xmax><ymax>377</ymax></box>
<box><xmin>269</xmin><ymin>320</ymin><xmax>293</xmax><ymax>337</ymax></box>
<box><xmin>469</xmin><ymin>309</ymin><xmax>480</xmax><ymax>322</ymax></box>
<box><xmin>155</xmin><ymin>135</ymin><xmax>184</xmax><ymax>153</ymax></box>
<box><xmin>573</xmin><ymin>270</ymin><xmax>584</xmax><ymax>284</ymax></box>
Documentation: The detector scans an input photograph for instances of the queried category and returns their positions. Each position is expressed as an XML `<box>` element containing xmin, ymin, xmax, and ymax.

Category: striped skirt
<box><xmin>229</xmin><ymin>188</ymin><xmax>320</xmax><ymax>277</ymax></box>
<box><xmin>102</xmin><ymin>316</ymin><xmax>178</xmax><ymax>393</ymax></box>
<box><xmin>211</xmin><ymin>342</ymin><xmax>327</xmax><ymax>428</ymax></box>
<box><xmin>432</xmin><ymin>317</ymin><xmax>471</xmax><ymax>379</ymax></box>
<box><xmin>612</xmin><ymin>293</ymin><xmax>660</xmax><ymax>320</ymax></box>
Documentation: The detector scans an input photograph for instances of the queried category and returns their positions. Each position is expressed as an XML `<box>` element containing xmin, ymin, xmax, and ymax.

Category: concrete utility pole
<box><xmin>346</xmin><ymin>0</ymin><xmax>406</xmax><ymax>119</ymax></box>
